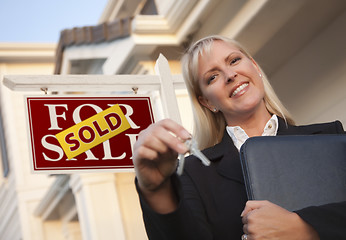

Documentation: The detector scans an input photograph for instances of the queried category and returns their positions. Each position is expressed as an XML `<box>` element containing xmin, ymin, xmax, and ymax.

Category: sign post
<box><xmin>3</xmin><ymin>55</ymin><xmax>185</xmax><ymax>173</ymax></box>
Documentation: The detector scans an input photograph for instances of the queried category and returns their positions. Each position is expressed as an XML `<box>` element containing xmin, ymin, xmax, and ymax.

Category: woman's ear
<box><xmin>198</xmin><ymin>95</ymin><xmax>209</xmax><ymax>109</ymax></box>
<box><xmin>198</xmin><ymin>96</ymin><xmax>218</xmax><ymax>112</ymax></box>
<box><xmin>251</xmin><ymin>58</ymin><xmax>263</xmax><ymax>78</ymax></box>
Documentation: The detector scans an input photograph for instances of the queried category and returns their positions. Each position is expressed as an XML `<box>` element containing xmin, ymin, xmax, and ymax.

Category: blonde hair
<box><xmin>181</xmin><ymin>35</ymin><xmax>294</xmax><ymax>149</ymax></box>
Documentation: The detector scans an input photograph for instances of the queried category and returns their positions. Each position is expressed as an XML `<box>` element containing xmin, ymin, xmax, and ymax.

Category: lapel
<box><xmin>203</xmin><ymin>131</ymin><xmax>244</xmax><ymax>183</ymax></box>
<box><xmin>276</xmin><ymin>117</ymin><xmax>302</xmax><ymax>135</ymax></box>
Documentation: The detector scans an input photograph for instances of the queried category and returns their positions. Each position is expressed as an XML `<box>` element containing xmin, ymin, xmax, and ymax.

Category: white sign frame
<box><xmin>3</xmin><ymin>54</ymin><xmax>185</xmax><ymax>124</ymax></box>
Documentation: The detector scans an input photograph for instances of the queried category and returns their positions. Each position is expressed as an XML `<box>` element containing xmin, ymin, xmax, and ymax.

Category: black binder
<box><xmin>239</xmin><ymin>135</ymin><xmax>346</xmax><ymax>211</ymax></box>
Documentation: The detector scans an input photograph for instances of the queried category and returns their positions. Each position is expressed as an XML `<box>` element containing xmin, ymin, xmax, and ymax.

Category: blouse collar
<box><xmin>226</xmin><ymin>114</ymin><xmax>279</xmax><ymax>151</ymax></box>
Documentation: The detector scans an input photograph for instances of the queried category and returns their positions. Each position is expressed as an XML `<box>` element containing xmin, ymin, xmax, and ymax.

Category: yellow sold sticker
<box><xmin>56</xmin><ymin>104</ymin><xmax>131</xmax><ymax>159</ymax></box>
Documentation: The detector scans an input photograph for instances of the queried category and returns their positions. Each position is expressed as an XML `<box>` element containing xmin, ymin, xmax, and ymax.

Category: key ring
<box><xmin>177</xmin><ymin>138</ymin><xmax>211</xmax><ymax>175</ymax></box>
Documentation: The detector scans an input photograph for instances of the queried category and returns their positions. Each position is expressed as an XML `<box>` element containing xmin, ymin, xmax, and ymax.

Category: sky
<box><xmin>0</xmin><ymin>0</ymin><xmax>109</xmax><ymax>43</ymax></box>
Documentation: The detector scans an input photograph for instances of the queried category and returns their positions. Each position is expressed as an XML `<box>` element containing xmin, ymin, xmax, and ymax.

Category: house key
<box><xmin>177</xmin><ymin>138</ymin><xmax>211</xmax><ymax>175</ymax></box>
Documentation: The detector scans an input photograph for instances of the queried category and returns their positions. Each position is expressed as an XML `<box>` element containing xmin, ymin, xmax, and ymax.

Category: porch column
<box><xmin>62</xmin><ymin>221</ymin><xmax>82</xmax><ymax>240</ymax></box>
<box><xmin>70</xmin><ymin>173</ymin><xmax>126</xmax><ymax>240</ymax></box>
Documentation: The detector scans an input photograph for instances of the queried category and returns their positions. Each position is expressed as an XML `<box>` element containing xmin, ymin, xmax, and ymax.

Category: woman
<box><xmin>133</xmin><ymin>35</ymin><xmax>346</xmax><ymax>239</ymax></box>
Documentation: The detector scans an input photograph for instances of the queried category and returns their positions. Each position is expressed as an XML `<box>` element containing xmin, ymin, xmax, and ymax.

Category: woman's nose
<box><xmin>226</xmin><ymin>72</ymin><xmax>237</xmax><ymax>83</ymax></box>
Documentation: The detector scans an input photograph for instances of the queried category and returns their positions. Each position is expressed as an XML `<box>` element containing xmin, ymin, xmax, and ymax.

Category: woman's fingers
<box><xmin>241</xmin><ymin>200</ymin><xmax>266</xmax><ymax>218</ymax></box>
<box><xmin>135</xmin><ymin>119</ymin><xmax>190</xmax><ymax>156</ymax></box>
<box><xmin>150</xmin><ymin>119</ymin><xmax>191</xmax><ymax>154</ymax></box>
<box><xmin>240</xmin><ymin>200</ymin><xmax>319</xmax><ymax>240</ymax></box>
<box><xmin>133</xmin><ymin>119</ymin><xmax>191</xmax><ymax>191</ymax></box>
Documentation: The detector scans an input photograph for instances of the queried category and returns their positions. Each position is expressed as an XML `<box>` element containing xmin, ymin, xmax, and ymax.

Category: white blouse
<box><xmin>226</xmin><ymin>115</ymin><xmax>279</xmax><ymax>151</ymax></box>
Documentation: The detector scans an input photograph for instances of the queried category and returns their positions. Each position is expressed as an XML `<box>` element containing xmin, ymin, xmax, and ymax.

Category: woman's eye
<box><xmin>230</xmin><ymin>57</ymin><xmax>241</xmax><ymax>65</ymax></box>
<box><xmin>207</xmin><ymin>75</ymin><xmax>217</xmax><ymax>85</ymax></box>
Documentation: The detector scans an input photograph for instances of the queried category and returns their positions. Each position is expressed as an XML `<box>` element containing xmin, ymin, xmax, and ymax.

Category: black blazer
<box><xmin>138</xmin><ymin>118</ymin><xmax>345</xmax><ymax>240</ymax></box>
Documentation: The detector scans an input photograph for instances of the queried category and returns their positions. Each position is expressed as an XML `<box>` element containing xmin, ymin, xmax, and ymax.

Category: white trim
<box><xmin>174</xmin><ymin>0</ymin><xmax>216</xmax><ymax>41</ymax></box>
<box><xmin>34</xmin><ymin>175</ymin><xmax>70</xmax><ymax>219</ymax></box>
<box><xmin>3</xmin><ymin>74</ymin><xmax>185</xmax><ymax>92</ymax></box>
<box><xmin>60</xmin><ymin>41</ymin><xmax>118</xmax><ymax>75</ymax></box>
<box><xmin>0</xmin><ymin>43</ymin><xmax>56</xmax><ymax>63</ymax></box>
<box><xmin>98</xmin><ymin>0</ymin><xmax>123</xmax><ymax>23</ymax></box>
<box><xmin>102</xmin><ymin>37</ymin><xmax>138</xmax><ymax>74</ymax></box>
<box><xmin>133</xmin><ymin>0</ymin><xmax>197</xmax><ymax>34</ymax></box>
<box><xmin>132</xmin><ymin>15</ymin><xmax>171</xmax><ymax>33</ymax></box>
<box><xmin>0</xmin><ymin>177</ymin><xmax>18</xmax><ymax>236</ymax></box>
<box><xmin>219</xmin><ymin>0</ymin><xmax>268</xmax><ymax>38</ymax></box>
<box><xmin>133</xmin><ymin>0</ymin><xmax>204</xmax><ymax>37</ymax></box>
<box><xmin>61</xmin><ymin>0</ymin><xmax>217</xmax><ymax>75</ymax></box>
<box><xmin>99</xmin><ymin>0</ymin><xmax>145</xmax><ymax>23</ymax></box>
<box><xmin>219</xmin><ymin>0</ymin><xmax>307</xmax><ymax>55</ymax></box>
<box><xmin>69</xmin><ymin>173</ymin><xmax>126</xmax><ymax>240</ymax></box>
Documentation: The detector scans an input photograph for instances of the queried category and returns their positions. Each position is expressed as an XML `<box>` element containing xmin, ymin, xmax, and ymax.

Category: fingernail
<box><xmin>240</xmin><ymin>210</ymin><xmax>245</xmax><ymax>217</ymax></box>
<box><xmin>181</xmin><ymin>130</ymin><xmax>191</xmax><ymax>139</ymax></box>
<box><xmin>178</xmin><ymin>143</ymin><xmax>188</xmax><ymax>153</ymax></box>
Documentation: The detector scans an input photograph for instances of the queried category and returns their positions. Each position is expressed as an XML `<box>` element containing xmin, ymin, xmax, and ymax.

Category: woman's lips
<box><xmin>231</xmin><ymin>83</ymin><xmax>249</xmax><ymax>97</ymax></box>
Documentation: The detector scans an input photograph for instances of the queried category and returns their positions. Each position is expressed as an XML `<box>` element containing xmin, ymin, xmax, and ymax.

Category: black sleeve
<box><xmin>334</xmin><ymin>120</ymin><xmax>345</xmax><ymax>134</ymax></box>
<box><xmin>295</xmin><ymin>201</ymin><xmax>346</xmax><ymax>239</ymax></box>
<box><xmin>135</xmin><ymin>174</ymin><xmax>212</xmax><ymax>240</ymax></box>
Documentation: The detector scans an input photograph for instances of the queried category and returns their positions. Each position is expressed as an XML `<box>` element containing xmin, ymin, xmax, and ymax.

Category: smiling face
<box><xmin>197</xmin><ymin>40</ymin><xmax>268</xmax><ymax>126</ymax></box>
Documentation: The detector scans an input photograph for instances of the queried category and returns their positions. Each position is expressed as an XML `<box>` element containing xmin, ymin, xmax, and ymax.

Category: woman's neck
<box><xmin>227</xmin><ymin>107</ymin><xmax>272</xmax><ymax>137</ymax></box>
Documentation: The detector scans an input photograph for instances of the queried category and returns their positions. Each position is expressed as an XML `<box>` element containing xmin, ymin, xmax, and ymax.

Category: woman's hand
<box><xmin>241</xmin><ymin>200</ymin><xmax>319</xmax><ymax>240</ymax></box>
<box><xmin>133</xmin><ymin>119</ymin><xmax>191</xmax><ymax>213</ymax></box>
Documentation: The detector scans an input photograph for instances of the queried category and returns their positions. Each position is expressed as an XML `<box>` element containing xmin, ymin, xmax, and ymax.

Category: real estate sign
<box><xmin>26</xmin><ymin>96</ymin><xmax>155</xmax><ymax>173</ymax></box>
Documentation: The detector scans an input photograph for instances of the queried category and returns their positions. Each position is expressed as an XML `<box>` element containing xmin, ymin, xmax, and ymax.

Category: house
<box><xmin>0</xmin><ymin>43</ymin><xmax>56</xmax><ymax>239</ymax></box>
<box><xmin>1</xmin><ymin>0</ymin><xmax>346</xmax><ymax>239</ymax></box>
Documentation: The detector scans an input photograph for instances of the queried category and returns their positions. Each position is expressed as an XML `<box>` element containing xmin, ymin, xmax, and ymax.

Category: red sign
<box><xmin>26</xmin><ymin>96</ymin><xmax>155</xmax><ymax>173</ymax></box>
